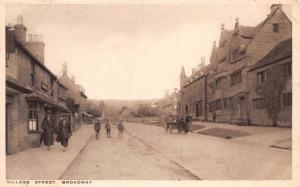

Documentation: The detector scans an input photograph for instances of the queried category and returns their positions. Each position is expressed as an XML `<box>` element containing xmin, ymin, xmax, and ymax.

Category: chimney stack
<box><xmin>271</xmin><ymin>4</ymin><xmax>282</xmax><ymax>12</ymax></box>
<box><xmin>25</xmin><ymin>34</ymin><xmax>45</xmax><ymax>64</ymax></box>
<box><xmin>14</xmin><ymin>15</ymin><xmax>27</xmax><ymax>43</ymax></box>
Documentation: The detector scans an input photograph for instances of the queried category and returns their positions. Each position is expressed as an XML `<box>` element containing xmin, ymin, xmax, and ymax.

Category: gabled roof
<box><xmin>216</xmin><ymin>29</ymin><xmax>233</xmax><ymax>63</ymax></box>
<box><xmin>239</xmin><ymin>26</ymin><xmax>255</xmax><ymax>38</ymax></box>
<box><xmin>249</xmin><ymin>37</ymin><xmax>292</xmax><ymax>71</ymax></box>
<box><xmin>245</xmin><ymin>6</ymin><xmax>291</xmax><ymax>49</ymax></box>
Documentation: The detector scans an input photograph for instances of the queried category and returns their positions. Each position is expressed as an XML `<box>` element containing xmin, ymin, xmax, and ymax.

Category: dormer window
<box><xmin>273</xmin><ymin>23</ymin><xmax>279</xmax><ymax>33</ymax></box>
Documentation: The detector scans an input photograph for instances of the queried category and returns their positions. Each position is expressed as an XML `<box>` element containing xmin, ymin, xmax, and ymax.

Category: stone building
<box><xmin>59</xmin><ymin>63</ymin><xmax>88</xmax><ymax>130</ymax></box>
<box><xmin>179</xmin><ymin>58</ymin><xmax>207</xmax><ymax>121</ymax></box>
<box><xmin>5</xmin><ymin>16</ymin><xmax>69</xmax><ymax>154</ymax></box>
<box><xmin>248</xmin><ymin>38</ymin><xmax>292</xmax><ymax>126</ymax></box>
<box><xmin>179</xmin><ymin>4</ymin><xmax>292</xmax><ymax>127</ymax></box>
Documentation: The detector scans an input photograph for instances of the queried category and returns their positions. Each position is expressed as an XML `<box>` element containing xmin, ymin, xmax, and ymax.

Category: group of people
<box><xmin>94</xmin><ymin>118</ymin><xmax>125</xmax><ymax>139</ymax></box>
<box><xmin>40</xmin><ymin>110</ymin><xmax>72</xmax><ymax>152</ymax></box>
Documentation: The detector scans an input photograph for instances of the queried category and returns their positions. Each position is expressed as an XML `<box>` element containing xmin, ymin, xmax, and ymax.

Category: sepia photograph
<box><xmin>2</xmin><ymin>0</ymin><xmax>298</xmax><ymax>185</ymax></box>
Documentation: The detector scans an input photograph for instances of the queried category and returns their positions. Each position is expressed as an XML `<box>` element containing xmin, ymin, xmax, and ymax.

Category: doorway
<box><xmin>6</xmin><ymin>103</ymin><xmax>12</xmax><ymax>154</ymax></box>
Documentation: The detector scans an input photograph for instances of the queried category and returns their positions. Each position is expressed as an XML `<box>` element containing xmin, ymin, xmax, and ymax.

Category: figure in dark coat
<box><xmin>105</xmin><ymin>119</ymin><xmax>111</xmax><ymax>138</ymax></box>
<box><xmin>117</xmin><ymin>120</ymin><xmax>124</xmax><ymax>138</ymax></box>
<box><xmin>41</xmin><ymin>111</ymin><xmax>55</xmax><ymax>150</ymax></box>
<box><xmin>94</xmin><ymin>119</ymin><xmax>101</xmax><ymax>140</ymax></box>
<box><xmin>59</xmin><ymin>115</ymin><xmax>72</xmax><ymax>151</ymax></box>
<box><xmin>212</xmin><ymin>111</ymin><xmax>217</xmax><ymax>123</ymax></box>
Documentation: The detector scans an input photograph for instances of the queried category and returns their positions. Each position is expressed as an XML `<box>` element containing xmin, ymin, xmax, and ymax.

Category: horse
<box><xmin>168</xmin><ymin>115</ymin><xmax>192</xmax><ymax>134</ymax></box>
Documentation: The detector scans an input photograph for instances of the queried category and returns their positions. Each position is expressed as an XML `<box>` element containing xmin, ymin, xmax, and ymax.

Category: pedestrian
<box><xmin>39</xmin><ymin>128</ymin><xmax>45</xmax><ymax>147</ymax></box>
<box><xmin>117</xmin><ymin>120</ymin><xmax>124</xmax><ymax>138</ymax></box>
<box><xmin>164</xmin><ymin>114</ymin><xmax>173</xmax><ymax>133</ymax></box>
<box><xmin>212</xmin><ymin>111</ymin><xmax>217</xmax><ymax>123</ymax></box>
<box><xmin>41</xmin><ymin>110</ymin><xmax>55</xmax><ymax>151</ymax></box>
<box><xmin>94</xmin><ymin>118</ymin><xmax>101</xmax><ymax>140</ymax></box>
<box><xmin>105</xmin><ymin>119</ymin><xmax>111</xmax><ymax>138</ymax></box>
<box><xmin>59</xmin><ymin>114</ymin><xmax>72</xmax><ymax>152</ymax></box>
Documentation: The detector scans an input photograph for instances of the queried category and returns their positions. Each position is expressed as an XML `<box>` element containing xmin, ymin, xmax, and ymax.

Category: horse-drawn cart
<box><xmin>166</xmin><ymin>115</ymin><xmax>192</xmax><ymax>134</ymax></box>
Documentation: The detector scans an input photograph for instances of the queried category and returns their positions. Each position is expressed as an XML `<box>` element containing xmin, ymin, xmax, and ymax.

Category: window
<box><xmin>283</xmin><ymin>93</ymin><xmax>292</xmax><ymax>106</ymax></box>
<box><xmin>230</xmin><ymin>71</ymin><xmax>242</xmax><ymax>86</ymax></box>
<box><xmin>185</xmin><ymin>105</ymin><xmax>189</xmax><ymax>114</ymax></box>
<box><xmin>195</xmin><ymin>102</ymin><xmax>202</xmax><ymax>117</ymax></box>
<box><xmin>273</xmin><ymin>23</ymin><xmax>279</xmax><ymax>33</ymax></box>
<box><xmin>50</xmin><ymin>79</ymin><xmax>54</xmax><ymax>96</ymax></box>
<box><xmin>208</xmin><ymin>85</ymin><xmax>213</xmax><ymax>94</ymax></box>
<box><xmin>208</xmin><ymin>102</ymin><xmax>215</xmax><ymax>112</ymax></box>
<box><xmin>282</xmin><ymin>62</ymin><xmax>291</xmax><ymax>80</ymax></box>
<box><xmin>28</xmin><ymin>111</ymin><xmax>38</xmax><ymax>132</ymax></box>
<box><xmin>41</xmin><ymin>82</ymin><xmax>49</xmax><ymax>92</ymax></box>
<box><xmin>216</xmin><ymin>99</ymin><xmax>222</xmax><ymax>110</ymax></box>
<box><xmin>219</xmin><ymin>57</ymin><xmax>226</xmax><ymax>63</ymax></box>
<box><xmin>257</xmin><ymin>71</ymin><xmax>267</xmax><ymax>84</ymax></box>
<box><xmin>253</xmin><ymin>98</ymin><xmax>267</xmax><ymax>110</ymax></box>
<box><xmin>30</xmin><ymin>64</ymin><xmax>35</xmax><ymax>87</ymax></box>
<box><xmin>28</xmin><ymin>101</ymin><xmax>39</xmax><ymax>132</ymax></box>
<box><xmin>216</xmin><ymin>78</ymin><xmax>221</xmax><ymax>89</ymax></box>
<box><xmin>223</xmin><ymin>98</ymin><xmax>228</xmax><ymax>109</ymax></box>
<box><xmin>232</xmin><ymin>50</ymin><xmax>238</xmax><ymax>61</ymax></box>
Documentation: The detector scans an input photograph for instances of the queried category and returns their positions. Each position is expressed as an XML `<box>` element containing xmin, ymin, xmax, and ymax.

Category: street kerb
<box><xmin>124</xmin><ymin>129</ymin><xmax>202</xmax><ymax>180</ymax></box>
<box><xmin>58</xmin><ymin>133</ymin><xmax>94</xmax><ymax>180</ymax></box>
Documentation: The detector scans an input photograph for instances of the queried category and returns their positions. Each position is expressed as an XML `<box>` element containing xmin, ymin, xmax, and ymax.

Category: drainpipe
<box><xmin>204</xmin><ymin>74</ymin><xmax>208</xmax><ymax>121</ymax></box>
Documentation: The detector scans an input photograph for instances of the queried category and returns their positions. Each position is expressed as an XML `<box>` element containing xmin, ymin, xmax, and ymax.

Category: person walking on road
<box><xmin>94</xmin><ymin>118</ymin><xmax>101</xmax><ymax>140</ymax></box>
<box><xmin>164</xmin><ymin>113</ymin><xmax>173</xmax><ymax>133</ymax></box>
<box><xmin>117</xmin><ymin>120</ymin><xmax>124</xmax><ymax>138</ymax></box>
<box><xmin>41</xmin><ymin>110</ymin><xmax>55</xmax><ymax>151</ymax></box>
<box><xmin>105</xmin><ymin>119</ymin><xmax>111</xmax><ymax>138</ymax></box>
<box><xmin>59</xmin><ymin>114</ymin><xmax>72</xmax><ymax>152</ymax></box>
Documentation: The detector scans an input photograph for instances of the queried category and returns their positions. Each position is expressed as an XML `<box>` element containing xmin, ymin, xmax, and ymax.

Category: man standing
<box><xmin>41</xmin><ymin>110</ymin><xmax>55</xmax><ymax>151</ymax></box>
<box><xmin>105</xmin><ymin>119</ymin><xmax>111</xmax><ymax>138</ymax></box>
<box><xmin>212</xmin><ymin>111</ymin><xmax>217</xmax><ymax>123</ymax></box>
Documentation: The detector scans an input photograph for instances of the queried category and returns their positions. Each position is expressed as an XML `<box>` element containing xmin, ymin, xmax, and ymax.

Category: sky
<box><xmin>5</xmin><ymin>3</ymin><xmax>292</xmax><ymax>100</ymax></box>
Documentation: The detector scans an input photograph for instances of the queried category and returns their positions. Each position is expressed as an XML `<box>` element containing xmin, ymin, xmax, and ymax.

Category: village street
<box><xmin>59</xmin><ymin>122</ymin><xmax>291</xmax><ymax>180</ymax></box>
<box><xmin>59</xmin><ymin>124</ymin><xmax>197</xmax><ymax>180</ymax></box>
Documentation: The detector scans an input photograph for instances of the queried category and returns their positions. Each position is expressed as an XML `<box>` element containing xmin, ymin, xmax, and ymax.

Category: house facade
<box><xmin>5</xmin><ymin>17</ymin><xmax>69</xmax><ymax>154</ymax></box>
<box><xmin>248</xmin><ymin>38</ymin><xmax>292</xmax><ymax>126</ymax></box>
<box><xmin>179</xmin><ymin>4</ymin><xmax>292</xmax><ymax>127</ymax></box>
<box><xmin>59</xmin><ymin>64</ymin><xmax>88</xmax><ymax>130</ymax></box>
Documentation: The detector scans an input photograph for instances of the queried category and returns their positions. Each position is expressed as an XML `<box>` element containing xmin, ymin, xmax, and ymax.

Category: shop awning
<box><xmin>6</xmin><ymin>77</ymin><xmax>33</xmax><ymax>94</ymax></box>
<box><xmin>26</xmin><ymin>92</ymin><xmax>69</xmax><ymax>111</ymax></box>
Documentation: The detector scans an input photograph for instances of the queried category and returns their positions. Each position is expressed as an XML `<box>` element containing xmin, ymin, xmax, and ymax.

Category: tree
<box><xmin>255</xmin><ymin>65</ymin><xmax>287</xmax><ymax>126</ymax></box>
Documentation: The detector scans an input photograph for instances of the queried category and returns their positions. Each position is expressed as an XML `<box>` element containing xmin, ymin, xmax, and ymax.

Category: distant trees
<box><xmin>136</xmin><ymin>104</ymin><xmax>159</xmax><ymax>117</ymax></box>
<box><xmin>255</xmin><ymin>65</ymin><xmax>287</xmax><ymax>126</ymax></box>
<box><xmin>82</xmin><ymin>99</ymin><xmax>105</xmax><ymax>117</ymax></box>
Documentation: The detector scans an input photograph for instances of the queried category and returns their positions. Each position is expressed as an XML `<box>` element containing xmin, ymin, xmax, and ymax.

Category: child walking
<box><xmin>117</xmin><ymin>120</ymin><xmax>124</xmax><ymax>138</ymax></box>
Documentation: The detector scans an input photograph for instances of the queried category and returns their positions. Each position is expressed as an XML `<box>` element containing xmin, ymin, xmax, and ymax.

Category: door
<box><xmin>6</xmin><ymin>103</ymin><xmax>12</xmax><ymax>154</ymax></box>
<box><xmin>239</xmin><ymin>97</ymin><xmax>247</xmax><ymax>123</ymax></box>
